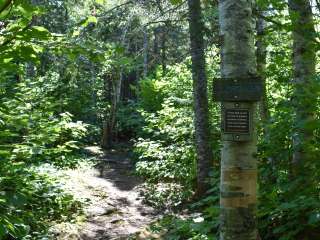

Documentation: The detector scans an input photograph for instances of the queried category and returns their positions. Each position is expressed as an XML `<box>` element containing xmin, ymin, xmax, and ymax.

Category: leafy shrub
<box><xmin>0</xmin><ymin>75</ymin><xmax>88</xmax><ymax>239</ymax></box>
<box><xmin>132</xmin><ymin>60</ymin><xmax>220</xmax><ymax>208</ymax></box>
<box><xmin>138</xmin><ymin>76</ymin><xmax>166</xmax><ymax>112</ymax></box>
<box><xmin>134</xmin><ymin>100</ymin><xmax>196</xmax><ymax>185</ymax></box>
<box><xmin>142</xmin><ymin>173</ymin><xmax>220</xmax><ymax>240</ymax></box>
<box><xmin>132</xmin><ymin>63</ymin><xmax>196</xmax><ymax>206</ymax></box>
<box><xmin>117</xmin><ymin>101</ymin><xmax>146</xmax><ymax>140</ymax></box>
<box><xmin>1</xmin><ymin>77</ymin><xmax>89</xmax><ymax>167</ymax></box>
<box><xmin>0</xmin><ymin>162</ymin><xmax>82</xmax><ymax>239</ymax></box>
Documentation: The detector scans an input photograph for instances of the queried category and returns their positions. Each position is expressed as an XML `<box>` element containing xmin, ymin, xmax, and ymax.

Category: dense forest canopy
<box><xmin>0</xmin><ymin>0</ymin><xmax>319</xmax><ymax>239</ymax></box>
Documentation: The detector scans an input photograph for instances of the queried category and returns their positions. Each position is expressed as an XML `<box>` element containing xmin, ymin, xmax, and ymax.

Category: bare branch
<box><xmin>97</xmin><ymin>1</ymin><xmax>133</xmax><ymax>19</ymax></box>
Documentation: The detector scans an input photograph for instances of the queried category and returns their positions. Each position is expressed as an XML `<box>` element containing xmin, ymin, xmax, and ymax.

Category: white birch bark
<box><xmin>219</xmin><ymin>1</ymin><xmax>258</xmax><ymax>239</ymax></box>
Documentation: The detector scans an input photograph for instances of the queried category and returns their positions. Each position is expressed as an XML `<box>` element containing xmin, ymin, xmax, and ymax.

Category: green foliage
<box><xmin>0</xmin><ymin>1</ymin><xmax>49</xmax><ymax>72</ymax></box>
<box><xmin>142</xmin><ymin>173</ymin><xmax>220</xmax><ymax>240</ymax></box>
<box><xmin>0</xmin><ymin>73</ymin><xmax>86</xmax><ymax>239</ymax></box>
<box><xmin>169</xmin><ymin>0</ymin><xmax>183</xmax><ymax>5</ymax></box>
<box><xmin>131</xmin><ymin>60</ymin><xmax>220</xmax><ymax>208</ymax></box>
<box><xmin>138</xmin><ymin>77</ymin><xmax>166</xmax><ymax>112</ymax></box>
<box><xmin>117</xmin><ymin>101</ymin><xmax>145</xmax><ymax>139</ymax></box>
<box><xmin>0</xmin><ymin>163</ymin><xmax>82</xmax><ymax>239</ymax></box>
<box><xmin>133</xmin><ymin>63</ymin><xmax>196</xmax><ymax>205</ymax></box>
<box><xmin>255</xmin><ymin>23</ymin><xmax>320</xmax><ymax>240</ymax></box>
<box><xmin>1</xmin><ymin>76</ymin><xmax>89</xmax><ymax>166</ymax></box>
<box><xmin>152</xmin><ymin>216</ymin><xmax>216</xmax><ymax>240</ymax></box>
<box><xmin>0</xmin><ymin>2</ymin><xmax>90</xmax><ymax>239</ymax></box>
<box><xmin>0</xmin><ymin>0</ymin><xmax>319</xmax><ymax>239</ymax></box>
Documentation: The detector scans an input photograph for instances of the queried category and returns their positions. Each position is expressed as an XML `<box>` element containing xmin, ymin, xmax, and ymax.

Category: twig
<box><xmin>97</xmin><ymin>1</ymin><xmax>133</xmax><ymax>19</ymax></box>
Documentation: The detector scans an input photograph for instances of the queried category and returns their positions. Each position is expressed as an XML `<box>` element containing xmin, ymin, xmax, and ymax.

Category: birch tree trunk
<box><xmin>219</xmin><ymin>1</ymin><xmax>258</xmax><ymax>239</ymax></box>
<box><xmin>256</xmin><ymin>13</ymin><xmax>269</xmax><ymax>123</ymax></box>
<box><xmin>288</xmin><ymin>0</ymin><xmax>316</xmax><ymax>178</ymax></box>
<box><xmin>187</xmin><ymin>0</ymin><xmax>213</xmax><ymax>197</ymax></box>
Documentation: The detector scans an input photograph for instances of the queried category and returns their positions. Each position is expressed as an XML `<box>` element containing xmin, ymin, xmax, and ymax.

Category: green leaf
<box><xmin>0</xmin><ymin>223</ymin><xmax>6</xmax><ymax>238</ymax></box>
<box><xmin>169</xmin><ymin>0</ymin><xmax>182</xmax><ymax>5</ymax></box>
<box><xmin>29</xmin><ymin>26</ymin><xmax>51</xmax><ymax>39</ymax></box>
<box><xmin>81</xmin><ymin>16</ymin><xmax>97</xmax><ymax>27</ymax></box>
<box><xmin>308</xmin><ymin>212</ymin><xmax>320</xmax><ymax>226</ymax></box>
<box><xmin>95</xmin><ymin>0</ymin><xmax>105</xmax><ymax>4</ymax></box>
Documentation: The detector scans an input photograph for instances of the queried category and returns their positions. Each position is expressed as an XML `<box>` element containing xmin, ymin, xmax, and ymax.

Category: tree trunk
<box><xmin>187</xmin><ymin>0</ymin><xmax>213</xmax><ymax>197</ymax></box>
<box><xmin>143</xmin><ymin>28</ymin><xmax>149</xmax><ymax>78</ymax></box>
<box><xmin>101</xmin><ymin>24</ymin><xmax>129</xmax><ymax>149</ymax></box>
<box><xmin>153</xmin><ymin>27</ymin><xmax>160</xmax><ymax>65</ymax></box>
<box><xmin>101</xmin><ymin>71</ymin><xmax>122</xmax><ymax>149</ymax></box>
<box><xmin>288</xmin><ymin>0</ymin><xmax>316</xmax><ymax>178</ymax></box>
<box><xmin>256</xmin><ymin>9</ymin><xmax>276</xmax><ymax>184</ymax></box>
<box><xmin>161</xmin><ymin>26</ymin><xmax>167</xmax><ymax>76</ymax></box>
<box><xmin>219</xmin><ymin>1</ymin><xmax>258</xmax><ymax>239</ymax></box>
<box><xmin>256</xmin><ymin>13</ymin><xmax>269</xmax><ymax>123</ymax></box>
<box><xmin>101</xmin><ymin>74</ymin><xmax>115</xmax><ymax>149</ymax></box>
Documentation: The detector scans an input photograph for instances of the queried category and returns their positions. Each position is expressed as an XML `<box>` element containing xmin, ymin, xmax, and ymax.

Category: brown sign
<box><xmin>224</xmin><ymin>109</ymin><xmax>250</xmax><ymax>134</ymax></box>
<box><xmin>213</xmin><ymin>77</ymin><xmax>263</xmax><ymax>102</ymax></box>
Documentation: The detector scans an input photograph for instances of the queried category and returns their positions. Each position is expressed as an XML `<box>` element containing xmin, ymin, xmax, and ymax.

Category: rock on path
<box><xmin>53</xmin><ymin>147</ymin><xmax>160</xmax><ymax>240</ymax></box>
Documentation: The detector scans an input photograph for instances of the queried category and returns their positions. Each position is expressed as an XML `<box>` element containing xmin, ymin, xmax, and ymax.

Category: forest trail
<box><xmin>53</xmin><ymin>146</ymin><xmax>161</xmax><ymax>240</ymax></box>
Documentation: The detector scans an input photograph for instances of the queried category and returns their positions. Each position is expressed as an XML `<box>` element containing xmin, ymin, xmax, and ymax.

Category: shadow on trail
<box><xmin>94</xmin><ymin>150</ymin><xmax>142</xmax><ymax>192</ymax></box>
<box><xmin>75</xmin><ymin>146</ymin><xmax>157</xmax><ymax>240</ymax></box>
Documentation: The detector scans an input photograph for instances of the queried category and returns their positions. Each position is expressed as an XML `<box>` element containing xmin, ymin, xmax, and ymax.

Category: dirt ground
<box><xmin>51</xmin><ymin>146</ymin><xmax>162</xmax><ymax>240</ymax></box>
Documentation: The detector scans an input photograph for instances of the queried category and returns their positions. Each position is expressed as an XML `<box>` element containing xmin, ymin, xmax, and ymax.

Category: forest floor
<box><xmin>50</xmin><ymin>146</ymin><xmax>163</xmax><ymax>240</ymax></box>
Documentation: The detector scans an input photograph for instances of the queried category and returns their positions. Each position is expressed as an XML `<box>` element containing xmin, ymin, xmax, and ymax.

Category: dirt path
<box><xmin>52</xmin><ymin>146</ymin><xmax>161</xmax><ymax>240</ymax></box>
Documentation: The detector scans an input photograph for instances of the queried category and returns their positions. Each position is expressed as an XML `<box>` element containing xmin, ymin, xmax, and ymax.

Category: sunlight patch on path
<box><xmin>51</xmin><ymin>147</ymin><xmax>159</xmax><ymax>240</ymax></box>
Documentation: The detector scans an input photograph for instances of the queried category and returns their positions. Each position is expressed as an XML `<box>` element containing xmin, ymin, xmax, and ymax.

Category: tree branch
<box><xmin>143</xmin><ymin>1</ymin><xmax>187</xmax><ymax>28</ymax></box>
<box><xmin>97</xmin><ymin>1</ymin><xmax>133</xmax><ymax>19</ymax></box>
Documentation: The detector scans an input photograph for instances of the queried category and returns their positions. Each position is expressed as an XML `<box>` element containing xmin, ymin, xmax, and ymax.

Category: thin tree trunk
<box><xmin>153</xmin><ymin>27</ymin><xmax>160</xmax><ymax>65</ymax></box>
<box><xmin>101</xmin><ymin>25</ymin><xmax>129</xmax><ymax>149</ymax></box>
<box><xmin>187</xmin><ymin>0</ymin><xmax>213</xmax><ymax>197</ymax></box>
<box><xmin>101</xmin><ymin>74</ymin><xmax>114</xmax><ymax>149</ymax></box>
<box><xmin>256</xmin><ymin>9</ymin><xmax>275</xmax><ymax>184</ymax></box>
<box><xmin>101</xmin><ymin>71</ymin><xmax>123</xmax><ymax>149</ymax></box>
<box><xmin>143</xmin><ymin>28</ymin><xmax>149</xmax><ymax>78</ymax></box>
<box><xmin>256</xmin><ymin>13</ymin><xmax>269</xmax><ymax>123</ymax></box>
<box><xmin>161</xmin><ymin>25</ymin><xmax>167</xmax><ymax>76</ymax></box>
<box><xmin>219</xmin><ymin>1</ymin><xmax>258</xmax><ymax>239</ymax></box>
<box><xmin>288</xmin><ymin>0</ymin><xmax>316</xmax><ymax>178</ymax></box>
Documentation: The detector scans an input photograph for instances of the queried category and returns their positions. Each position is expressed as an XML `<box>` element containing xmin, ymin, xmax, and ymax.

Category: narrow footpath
<box><xmin>52</xmin><ymin>146</ymin><xmax>162</xmax><ymax>240</ymax></box>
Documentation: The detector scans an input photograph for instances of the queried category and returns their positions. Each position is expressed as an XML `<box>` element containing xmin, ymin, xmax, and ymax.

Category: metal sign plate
<box><xmin>221</xmin><ymin>102</ymin><xmax>254</xmax><ymax>142</ymax></box>
<box><xmin>224</xmin><ymin>109</ymin><xmax>250</xmax><ymax>134</ymax></box>
<box><xmin>213</xmin><ymin>77</ymin><xmax>263</xmax><ymax>102</ymax></box>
